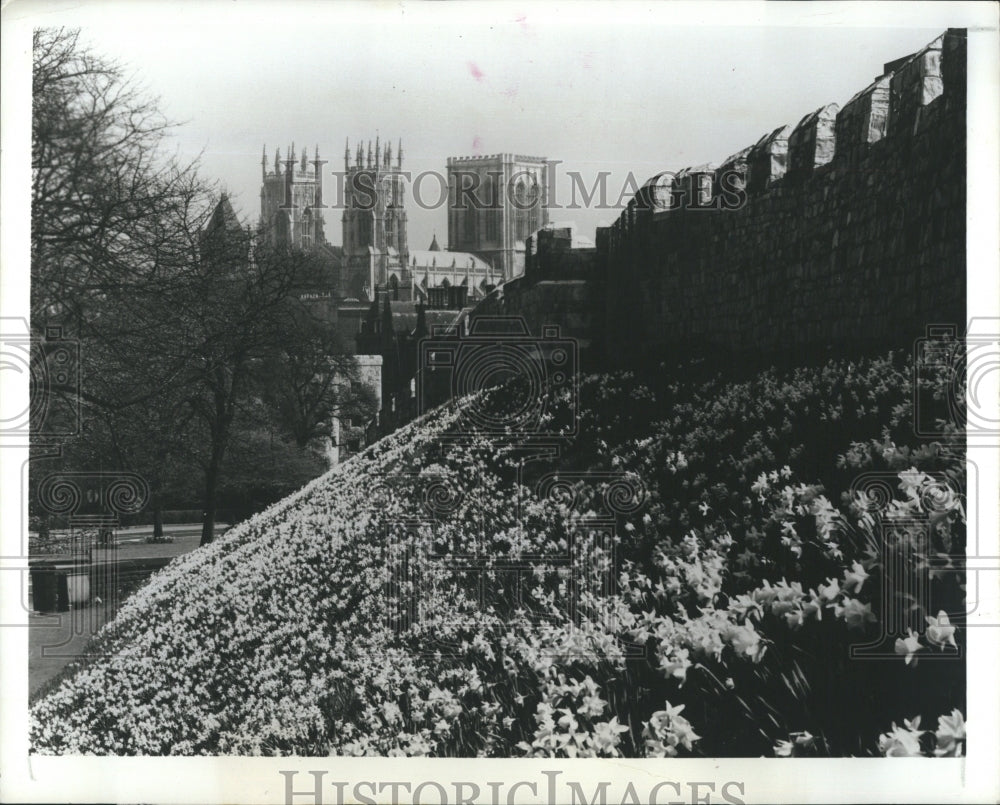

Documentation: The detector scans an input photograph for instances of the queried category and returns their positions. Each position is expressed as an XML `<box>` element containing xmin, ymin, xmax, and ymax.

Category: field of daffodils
<box><xmin>31</xmin><ymin>350</ymin><xmax>966</xmax><ymax>757</ymax></box>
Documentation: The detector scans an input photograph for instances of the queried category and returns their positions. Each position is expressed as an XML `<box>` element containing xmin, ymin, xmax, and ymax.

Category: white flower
<box><xmin>894</xmin><ymin>629</ymin><xmax>922</xmax><ymax>665</ymax></box>
<box><xmin>843</xmin><ymin>561</ymin><xmax>869</xmax><ymax>593</ymax></box>
<box><xmin>879</xmin><ymin>720</ymin><xmax>924</xmax><ymax>757</ymax></box>
<box><xmin>897</xmin><ymin>468</ymin><xmax>929</xmax><ymax>498</ymax></box>
<box><xmin>934</xmin><ymin>709</ymin><xmax>965</xmax><ymax>757</ymax></box>
<box><xmin>834</xmin><ymin>598</ymin><xmax>876</xmax><ymax>631</ymax></box>
<box><xmin>925</xmin><ymin>611</ymin><xmax>957</xmax><ymax>649</ymax></box>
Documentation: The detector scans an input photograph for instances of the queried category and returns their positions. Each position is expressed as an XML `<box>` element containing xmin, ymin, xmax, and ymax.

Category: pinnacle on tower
<box><xmin>301</xmin><ymin>146</ymin><xmax>307</xmax><ymax>171</ymax></box>
<box><xmin>385</xmin><ymin>140</ymin><xmax>392</xmax><ymax>168</ymax></box>
<box><xmin>375</xmin><ymin>135</ymin><xmax>381</xmax><ymax>167</ymax></box>
<box><xmin>344</xmin><ymin>138</ymin><xmax>350</xmax><ymax>170</ymax></box>
<box><xmin>397</xmin><ymin>138</ymin><xmax>403</xmax><ymax>169</ymax></box>
<box><xmin>367</xmin><ymin>140</ymin><xmax>372</xmax><ymax>169</ymax></box>
<box><xmin>274</xmin><ymin>147</ymin><xmax>281</xmax><ymax>173</ymax></box>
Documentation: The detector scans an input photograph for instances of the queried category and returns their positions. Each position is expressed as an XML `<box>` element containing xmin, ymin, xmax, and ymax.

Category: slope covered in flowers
<box><xmin>31</xmin><ymin>350</ymin><xmax>966</xmax><ymax>757</ymax></box>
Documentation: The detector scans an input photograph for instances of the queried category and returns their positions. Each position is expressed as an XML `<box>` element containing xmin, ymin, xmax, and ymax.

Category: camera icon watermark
<box><xmin>416</xmin><ymin>316</ymin><xmax>578</xmax><ymax>441</ymax></box>
<box><xmin>913</xmin><ymin>319</ymin><xmax>1000</xmax><ymax>442</ymax></box>
<box><xmin>845</xmin><ymin>461</ymin><xmax>998</xmax><ymax>661</ymax></box>
<box><xmin>0</xmin><ymin>317</ymin><xmax>80</xmax><ymax>442</ymax></box>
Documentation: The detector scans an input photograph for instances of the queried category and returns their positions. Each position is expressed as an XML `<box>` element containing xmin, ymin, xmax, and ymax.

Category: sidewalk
<box><xmin>28</xmin><ymin>523</ymin><xmax>228</xmax><ymax>698</ymax></box>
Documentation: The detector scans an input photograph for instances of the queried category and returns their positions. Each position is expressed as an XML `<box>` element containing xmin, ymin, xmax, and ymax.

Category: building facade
<box><xmin>446</xmin><ymin>154</ymin><xmax>550</xmax><ymax>281</ymax></box>
<box><xmin>341</xmin><ymin>137</ymin><xmax>409</xmax><ymax>301</ymax></box>
<box><xmin>251</xmin><ymin>141</ymin><xmax>549</xmax><ymax>460</ymax></box>
<box><xmin>259</xmin><ymin>144</ymin><xmax>327</xmax><ymax>251</ymax></box>
<box><xmin>405</xmin><ymin>235</ymin><xmax>501</xmax><ymax>304</ymax></box>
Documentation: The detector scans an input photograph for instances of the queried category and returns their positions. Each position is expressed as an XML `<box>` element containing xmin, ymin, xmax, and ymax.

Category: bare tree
<box><xmin>32</xmin><ymin>28</ymin><xmax>205</xmax><ymax>334</ymax></box>
<box><xmin>259</xmin><ymin>307</ymin><xmax>377</xmax><ymax>449</ymax></box>
<box><xmin>31</xmin><ymin>29</ymin><xmax>359</xmax><ymax>547</ymax></box>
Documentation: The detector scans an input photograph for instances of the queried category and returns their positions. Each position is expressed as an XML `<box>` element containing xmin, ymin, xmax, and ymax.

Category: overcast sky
<box><xmin>5</xmin><ymin>2</ymin><xmax>964</xmax><ymax>250</ymax></box>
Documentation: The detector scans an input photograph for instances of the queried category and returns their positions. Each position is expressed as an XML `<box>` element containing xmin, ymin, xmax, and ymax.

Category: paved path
<box><xmin>28</xmin><ymin>523</ymin><xmax>228</xmax><ymax>698</ymax></box>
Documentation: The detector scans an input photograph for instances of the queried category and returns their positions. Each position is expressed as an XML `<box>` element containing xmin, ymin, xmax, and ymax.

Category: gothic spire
<box><xmin>397</xmin><ymin>138</ymin><xmax>403</xmax><ymax>168</ymax></box>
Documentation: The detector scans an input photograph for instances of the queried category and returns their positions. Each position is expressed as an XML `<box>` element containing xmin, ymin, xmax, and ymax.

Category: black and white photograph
<box><xmin>1</xmin><ymin>2</ymin><xmax>998</xmax><ymax>803</ymax></box>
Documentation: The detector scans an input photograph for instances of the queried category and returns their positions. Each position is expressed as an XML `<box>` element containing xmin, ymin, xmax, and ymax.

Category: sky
<box><xmin>3</xmin><ymin>2</ymin><xmax>963</xmax><ymax>251</ymax></box>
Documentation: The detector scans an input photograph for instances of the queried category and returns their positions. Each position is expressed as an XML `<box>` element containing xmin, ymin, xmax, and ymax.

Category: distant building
<box><xmin>446</xmin><ymin>153</ymin><xmax>550</xmax><ymax>281</ymax></box>
<box><xmin>201</xmin><ymin>192</ymin><xmax>253</xmax><ymax>270</ymax></box>
<box><xmin>341</xmin><ymin>136</ymin><xmax>410</xmax><ymax>301</ymax></box>
<box><xmin>405</xmin><ymin>234</ymin><xmax>501</xmax><ymax>304</ymax></box>
<box><xmin>355</xmin><ymin>290</ymin><xmax>471</xmax><ymax>440</ymax></box>
<box><xmin>259</xmin><ymin>144</ymin><xmax>344</xmax><ymax>310</ymax></box>
<box><xmin>327</xmin><ymin>354</ymin><xmax>382</xmax><ymax>465</ymax></box>
<box><xmin>259</xmin><ymin>144</ymin><xmax>327</xmax><ymax>251</ymax></box>
<box><xmin>247</xmin><ymin>142</ymin><xmax>551</xmax><ymax>456</ymax></box>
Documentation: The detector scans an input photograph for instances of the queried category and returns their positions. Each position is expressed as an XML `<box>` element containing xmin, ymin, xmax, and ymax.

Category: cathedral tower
<box><xmin>259</xmin><ymin>143</ymin><xmax>326</xmax><ymax>251</ymax></box>
<box><xmin>341</xmin><ymin>136</ymin><xmax>409</xmax><ymax>300</ymax></box>
<box><xmin>446</xmin><ymin>153</ymin><xmax>549</xmax><ymax>280</ymax></box>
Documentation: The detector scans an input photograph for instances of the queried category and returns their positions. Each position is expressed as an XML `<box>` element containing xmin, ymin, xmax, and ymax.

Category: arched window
<box><xmin>275</xmin><ymin>210</ymin><xmax>290</xmax><ymax>246</ymax></box>
<box><xmin>526</xmin><ymin>177</ymin><xmax>540</xmax><ymax>236</ymax></box>
<box><xmin>514</xmin><ymin>179</ymin><xmax>528</xmax><ymax>241</ymax></box>
<box><xmin>484</xmin><ymin>173</ymin><xmax>499</xmax><ymax>242</ymax></box>
<box><xmin>301</xmin><ymin>209</ymin><xmax>313</xmax><ymax>251</ymax></box>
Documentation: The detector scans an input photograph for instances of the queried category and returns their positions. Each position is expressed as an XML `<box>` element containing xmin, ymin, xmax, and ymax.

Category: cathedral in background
<box><xmin>257</xmin><ymin>140</ymin><xmax>548</xmax><ymax>302</ymax></box>
<box><xmin>252</xmin><ymin>139</ymin><xmax>552</xmax><ymax>461</ymax></box>
<box><xmin>447</xmin><ymin>153</ymin><xmax>549</xmax><ymax>281</ymax></box>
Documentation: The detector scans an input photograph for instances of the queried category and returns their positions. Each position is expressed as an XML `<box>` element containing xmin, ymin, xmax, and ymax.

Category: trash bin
<box><xmin>29</xmin><ymin>561</ymin><xmax>89</xmax><ymax>612</ymax></box>
<box><xmin>30</xmin><ymin>565</ymin><xmax>59</xmax><ymax>612</ymax></box>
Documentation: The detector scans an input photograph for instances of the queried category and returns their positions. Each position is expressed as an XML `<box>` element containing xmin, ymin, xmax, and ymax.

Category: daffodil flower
<box><xmin>925</xmin><ymin>611</ymin><xmax>957</xmax><ymax>649</ymax></box>
<box><xmin>933</xmin><ymin>709</ymin><xmax>965</xmax><ymax>757</ymax></box>
<box><xmin>894</xmin><ymin>629</ymin><xmax>923</xmax><ymax>665</ymax></box>
<box><xmin>843</xmin><ymin>561</ymin><xmax>869</xmax><ymax>593</ymax></box>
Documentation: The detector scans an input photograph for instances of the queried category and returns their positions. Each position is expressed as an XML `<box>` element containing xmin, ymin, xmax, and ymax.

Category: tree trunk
<box><xmin>152</xmin><ymin>504</ymin><xmax>164</xmax><ymax>541</ymax></box>
<box><xmin>200</xmin><ymin>444</ymin><xmax>225</xmax><ymax>546</ymax></box>
<box><xmin>200</xmin><ymin>462</ymin><xmax>219</xmax><ymax>546</ymax></box>
<box><xmin>200</xmin><ymin>505</ymin><xmax>216</xmax><ymax>546</ymax></box>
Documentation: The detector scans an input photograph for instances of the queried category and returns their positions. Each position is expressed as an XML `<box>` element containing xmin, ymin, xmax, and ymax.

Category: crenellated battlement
<box><xmin>613</xmin><ymin>29</ymin><xmax>963</xmax><ymax>217</ymax></box>
<box><xmin>594</xmin><ymin>28</ymin><xmax>967</xmax><ymax>359</ymax></box>
<box><xmin>447</xmin><ymin>153</ymin><xmax>548</xmax><ymax>165</ymax></box>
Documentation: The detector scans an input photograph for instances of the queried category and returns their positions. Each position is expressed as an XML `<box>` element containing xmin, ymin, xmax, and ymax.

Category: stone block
<box><xmin>638</xmin><ymin>172</ymin><xmax>676</xmax><ymax>211</ymax></box>
<box><xmin>788</xmin><ymin>103</ymin><xmax>839</xmax><ymax>177</ymax></box>
<box><xmin>715</xmin><ymin>147</ymin><xmax>751</xmax><ymax>198</ymax></box>
<box><xmin>835</xmin><ymin>75</ymin><xmax>891</xmax><ymax>163</ymax></box>
<box><xmin>889</xmin><ymin>34</ymin><xmax>944</xmax><ymax>135</ymax></box>
<box><xmin>747</xmin><ymin>126</ymin><xmax>790</xmax><ymax>195</ymax></box>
